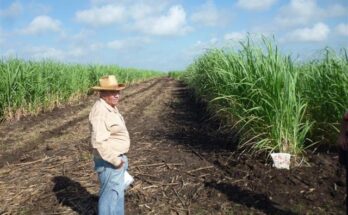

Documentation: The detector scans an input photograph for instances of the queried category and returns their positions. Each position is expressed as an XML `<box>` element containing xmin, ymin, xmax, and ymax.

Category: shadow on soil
<box><xmin>164</xmin><ymin>82</ymin><xmax>239</xmax><ymax>153</ymax></box>
<box><xmin>52</xmin><ymin>176</ymin><xmax>97</xmax><ymax>215</ymax></box>
<box><xmin>205</xmin><ymin>181</ymin><xmax>297</xmax><ymax>215</ymax></box>
<box><xmin>158</xmin><ymin>81</ymin><xmax>298</xmax><ymax>214</ymax></box>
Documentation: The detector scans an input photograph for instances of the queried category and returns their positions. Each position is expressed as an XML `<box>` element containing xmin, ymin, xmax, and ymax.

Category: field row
<box><xmin>0</xmin><ymin>59</ymin><xmax>163</xmax><ymax>120</ymax></box>
<box><xmin>177</xmin><ymin>39</ymin><xmax>348</xmax><ymax>154</ymax></box>
<box><xmin>1</xmin><ymin>38</ymin><xmax>347</xmax><ymax>154</ymax></box>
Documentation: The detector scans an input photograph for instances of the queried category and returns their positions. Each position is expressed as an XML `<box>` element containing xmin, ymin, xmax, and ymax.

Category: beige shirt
<box><xmin>89</xmin><ymin>98</ymin><xmax>130</xmax><ymax>167</ymax></box>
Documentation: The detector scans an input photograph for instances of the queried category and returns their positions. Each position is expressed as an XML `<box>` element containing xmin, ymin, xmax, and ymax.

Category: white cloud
<box><xmin>129</xmin><ymin>2</ymin><xmax>168</xmax><ymax>20</ymax></box>
<box><xmin>107</xmin><ymin>37</ymin><xmax>152</xmax><ymax>50</ymax></box>
<box><xmin>67</xmin><ymin>48</ymin><xmax>84</xmax><ymax>57</ymax></box>
<box><xmin>191</xmin><ymin>37</ymin><xmax>223</xmax><ymax>51</ymax></box>
<box><xmin>326</xmin><ymin>4</ymin><xmax>348</xmax><ymax>17</ymax></box>
<box><xmin>74</xmin><ymin>2</ymin><xmax>191</xmax><ymax>36</ymax></box>
<box><xmin>237</xmin><ymin>0</ymin><xmax>277</xmax><ymax>11</ymax></box>
<box><xmin>133</xmin><ymin>5</ymin><xmax>191</xmax><ymax>36</ymax></box>
<box><xmin>130</xmin><ymin>3</ymin><xmax>155</xmax><ymax>20</ymax></box>
<box><xmin>4</xmin><ymin>49</ymin><xmax>16</xmax><ymax>56</ymax></box>
<box><xmin>285</xmin><ymin>22</ymin><xmax>330</xmax><ymax>42</ymax></box>
<box><xmin>23</xmin><ymin>44</ymin><xmax>98</xmax><ymax>60</ymax></box>
<box><xmin>191</xmin><ymin>1</ymin><xmax>229</xmax><ymax>26</ymax></box>
<box><xmin>67</xmin><ymin>43</ymin><xmax>105</xmax><ymax>58</ymax></box>
<box><xmin>89</xmin><ymin>42</ymin><xmax>104</xmax><ymax>51</ymax></box>
<box><xmin>224</xmin><ymin>32</ymin><xmax>246</xmax><ymax>41</ymax></box>
<box><xmin>224</xmin><ymin>32</ymin><xmax>271</xmax><ymax>45</ymax></box>
<box><xmin>75</xmin><ymin>4</ymin><xmax>126</xmax><ymax>26</ymax></box>
<box><xmin>336</xmin><ymin>23</ymin><xmax>348</xmax><ymax>36</ymax></box>
<box><xmin>210</xmin><ymin>37</ymin><xmax>218</xmax><ymax>44</ymax></box>
<box><xmin>276</xmin><ymin>0</ymin><xmax>317</xmax><ymax>27</ymax></box>
<box><xmin>0</xmin><ymin>1</ymin><xmax>23</xmax><ymax>18</ymax></box>
<box><xmin>276</xmin><ymin>0</ymin><xmax>348</xmax><ymax>27</ymax></box>
<box><xmin>107</xmin><ymin>40</ymin><xmax>125</xmax><ymax>49</ymax></box>
<box><xmin>27</xmin><ymin>46</ymin><xmax>65</xmax><ymax>60</ymax></box>
<box><xmin>60</xmin><ymin>29</ymin><xmax>96</xmax><ymax>44</ymax></box>
<box><xmin>21</xmin><ymin>16</ymin><xmax>62</xmax><ymax>35</ymax></box>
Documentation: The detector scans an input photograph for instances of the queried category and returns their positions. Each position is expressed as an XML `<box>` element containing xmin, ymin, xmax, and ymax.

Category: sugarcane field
<box><xmin>1</xmin><ymin>1</ymin><xmax>348</xmax><ymax>214</ymax></box>
<box><xmin>0</xmin><ymin>72</ymin><xmax>347</xmax><ymax>214</ymax></box>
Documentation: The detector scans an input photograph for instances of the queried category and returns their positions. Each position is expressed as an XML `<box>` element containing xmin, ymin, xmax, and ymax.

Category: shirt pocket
<box><xmin>105</xmin><ymin>113</ymin><xmax>124</xmax><ymax>134</ymax></box>
<box><xmin>109</xmin><ymin>123</ymin><xmax>122</xmax><ymax>134</ymax></box>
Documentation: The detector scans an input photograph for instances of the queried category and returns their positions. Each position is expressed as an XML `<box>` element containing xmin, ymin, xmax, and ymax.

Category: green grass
<box><xmin>182</xmin><ymin>38</ymin><xmax>348</xmax><ymax>155</ymax></box>
<box><xmin>298</xmin><ymin>48</ymin><xmax>348</xmax><ymax>143</ymax></box>
<box><xmin>168</xmin><ymin>70</ymin><xmax>185</xmax><ymax>80</ymax></box>
<box><xmin>0</xmin><ymin>58</ymin><xmax>163</xmax><ymax>120</ymax></box>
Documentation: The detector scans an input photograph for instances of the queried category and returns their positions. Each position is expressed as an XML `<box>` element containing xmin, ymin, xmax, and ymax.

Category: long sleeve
<box><xmin>89</xmin><ymin>99</ymin><xmax>130</xmax><ymax>167</ymax></box>
<box><xmin>90</xmin><ymin>116</ymin><xmax>123</xmax><ymax>167</ymax></box>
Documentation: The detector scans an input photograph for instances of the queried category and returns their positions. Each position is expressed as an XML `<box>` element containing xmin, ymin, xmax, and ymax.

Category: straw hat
<box><xmin>92</xmin><ymin>75</ymin><xmax>126</xmax><ymax>91</ymax></box>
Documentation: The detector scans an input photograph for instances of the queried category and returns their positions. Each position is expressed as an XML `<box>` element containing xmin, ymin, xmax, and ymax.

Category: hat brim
<box><xmin>91</xmin><ymin>84</ymin><xmax>126</xmax><ymax>91</ymax></box>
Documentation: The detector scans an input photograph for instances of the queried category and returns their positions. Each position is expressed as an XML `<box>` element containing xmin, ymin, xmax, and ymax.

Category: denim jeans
<box><xmin>94</xmin><ymin>155</ymin><xmax>128</xmax><ymax>215</ymax></box>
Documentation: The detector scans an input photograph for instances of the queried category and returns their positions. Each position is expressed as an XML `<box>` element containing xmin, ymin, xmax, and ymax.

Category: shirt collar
<box><xmin>100</xmin><ymin>98</ymin><xmax>119</xmax><ymax>113</ymax></box>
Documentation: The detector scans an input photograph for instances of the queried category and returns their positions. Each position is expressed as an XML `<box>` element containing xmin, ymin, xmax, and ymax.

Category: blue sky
<box><xmin>0</xmin><ymin>0</ymin><xmax>347</xmax><ymax>71</ymax></box>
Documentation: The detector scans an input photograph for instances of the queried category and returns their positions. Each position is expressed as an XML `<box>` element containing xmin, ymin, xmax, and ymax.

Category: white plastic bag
<box><xmin>271</xmin><ymin>153</ymin><xmax>291</xmax><ymax>170</ymax></box>
<box><xmin>124</xmin><ymin>171</ymin><xmax>134</xmax><ymax>189</ymax></box>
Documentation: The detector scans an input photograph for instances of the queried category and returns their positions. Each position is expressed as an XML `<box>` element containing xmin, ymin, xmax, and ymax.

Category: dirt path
<box><xmin>0</xmin><ymin>78</ymin><xmax>346</xmax><ymax>215</ymax></box>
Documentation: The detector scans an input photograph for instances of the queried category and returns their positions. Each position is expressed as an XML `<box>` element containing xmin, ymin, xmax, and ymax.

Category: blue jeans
<box><xmin>94</xmin><ymin>155</ymin><xmax>128</xmax><ymax>215</ymax></box>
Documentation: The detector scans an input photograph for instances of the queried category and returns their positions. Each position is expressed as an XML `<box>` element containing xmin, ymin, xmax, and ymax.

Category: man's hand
<box><xmin>338</xmin><ymin>112</ymin><xmax>348</xmax><ymax>151</ymax></box>
<box><xmin>115</xmin><ymin>159</ymin><xmax>124</xmax><ymax>169</ymax></box>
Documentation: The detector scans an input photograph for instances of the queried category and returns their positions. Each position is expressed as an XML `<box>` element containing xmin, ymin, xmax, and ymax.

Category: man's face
<box><xmin>100</xmin><ymin>90</ymin><xmax>121</xmax><ymax>107</ymax></box>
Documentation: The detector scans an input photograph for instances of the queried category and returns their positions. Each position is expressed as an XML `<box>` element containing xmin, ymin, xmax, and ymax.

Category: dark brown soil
<box><xmin>0</xmin><ymin>78</ymin><xmax>346</xmax><ymax>215</ymax></box>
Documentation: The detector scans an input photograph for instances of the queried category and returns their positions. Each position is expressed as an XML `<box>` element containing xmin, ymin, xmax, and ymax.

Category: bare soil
<box><xmin>0</xmin><ymin>77</ymin><xmax>346</xmax><ymax>215</ymax></box>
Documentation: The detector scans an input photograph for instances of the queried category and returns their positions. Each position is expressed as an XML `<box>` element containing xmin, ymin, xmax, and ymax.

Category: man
<box><xmin>338</xmin><ymin>111</ymin><xmax>348</xmax><ymax>212</ymax></box>
<box><xmin>89</xmin><ymin>75</ymin><xmax>130</xmax><ymax>215</ymax></box>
